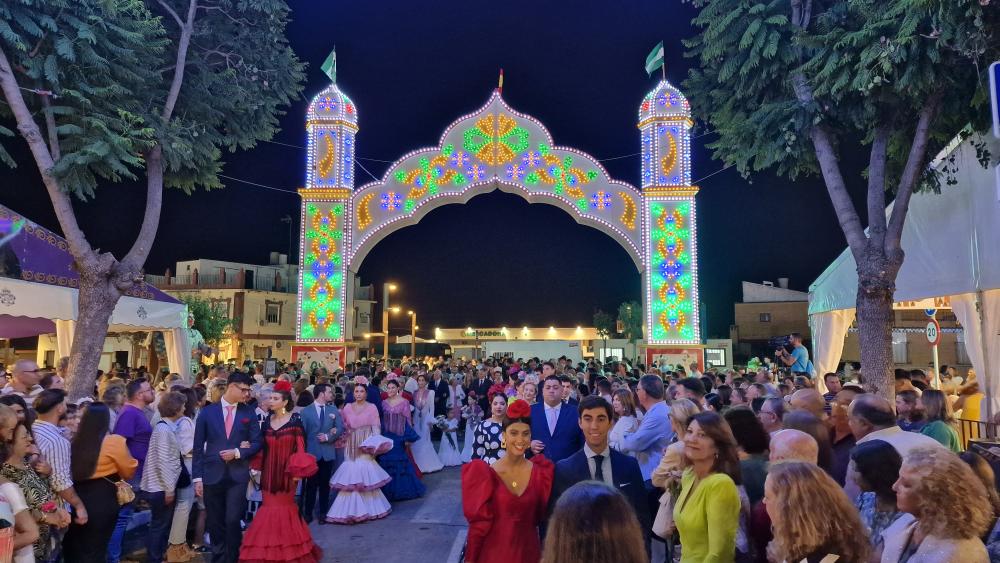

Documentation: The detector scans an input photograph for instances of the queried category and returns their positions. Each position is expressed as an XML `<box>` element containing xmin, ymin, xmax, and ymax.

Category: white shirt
<box><xmin>544</xmin><ymin>403</ymin><xmax>561</xmax><ymax>435</ymax></box>
<box><xmin>584</xmin><ymin>443</ymin><xmax>613</xmax><ymax>486</ymax></box>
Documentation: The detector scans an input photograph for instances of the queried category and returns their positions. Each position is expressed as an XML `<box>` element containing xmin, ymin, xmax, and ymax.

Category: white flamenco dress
<box><xmin>437</xmin><ymin>418</ymin><xmax>462</xmax><ymax>467</ymax></box>
<box><xmin>409</xmin><ymin>389</ymin><xmax>444</xmax><ymax>473</ymax></box>
<box><xmin>460</xmin><ymin>404</ymin><xmax>483</xmax><ymax>464</ymax></box>
<box><xmin>325</xmin><ymin>402</ymin><xmax>392</xmax><ymax>524</ymax></box>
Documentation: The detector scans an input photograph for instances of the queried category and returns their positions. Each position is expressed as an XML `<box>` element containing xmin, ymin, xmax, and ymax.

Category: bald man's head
<box><xmin>769</xmin><ymin>429</ymin><xmax>819</xmax><ymax>464</ymax></box>
<box><xmin>847</xmin><ymin>394</ymin><xmax>897</xmax><ymax>440</ymax></box>
<box><xmin>789</xmin><ymin>388</ymin><xmax>826</xmax><ymax>419</ymax></box>
<box><xmin>12</xmin><ymin>360</ymin><xmax>42</xmax><ymax>386</ymax></box>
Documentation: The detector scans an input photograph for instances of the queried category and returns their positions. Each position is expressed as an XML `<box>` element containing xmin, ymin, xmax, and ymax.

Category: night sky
<box><xmin>0</xmin><ymin>1</ymin><xmax>859</xmax><ymax>339</ymax></box>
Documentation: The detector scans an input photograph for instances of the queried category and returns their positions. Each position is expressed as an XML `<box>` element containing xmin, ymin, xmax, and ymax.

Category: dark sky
<box><xmin>0</xmin><ymin>0</ymin><xmax>858</xmax><ymax>339</ymax></box>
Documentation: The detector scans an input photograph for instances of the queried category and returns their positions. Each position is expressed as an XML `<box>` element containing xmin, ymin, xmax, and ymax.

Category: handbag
<box><xmin>651</xmin><ymin>489</ymin><xmax>675</xmax><ymax>539</ymax></box>
<box><xmin>104</xmin><ymin>477</ymin><xmax>135</xmax><ymax>506</ymax></box>
<box><xmin>176</xmin><ymin>454</ymin><xmax>192</xmax><ymax>489</ymax></box>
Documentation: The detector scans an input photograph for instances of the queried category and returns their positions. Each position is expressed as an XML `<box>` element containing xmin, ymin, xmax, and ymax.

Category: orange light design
<box><xmin>619</xmin><ymin>192</ymin><xmax>636</xmax><ymax>229</ymax></box>
<box><xmin>357</xmin><ymin>193</ymin><xmax>374</xmax><ymax>230</ymax></box>
<box><xmin>317</xmin><ymin>134</ymin><xmax>335</xmax><ymax>178</ymax></box>
<box><xmin>659</xmin><ymin>133</ymin><xmax>677</xmax><ymax>177</ymax></box>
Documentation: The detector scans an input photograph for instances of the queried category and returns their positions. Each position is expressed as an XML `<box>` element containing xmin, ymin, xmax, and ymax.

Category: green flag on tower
<box><xmin>321</xmin><ymin>48</ymin><xmax>337</xmax><ymax>83</ymax></box>
<box><xmin>645</xmin><ymin>41</ymin><xmax>664</xmax><ymax>77</ymax></box>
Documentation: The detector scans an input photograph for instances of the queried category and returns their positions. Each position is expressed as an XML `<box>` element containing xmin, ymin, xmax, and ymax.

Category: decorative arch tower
<box><xmin>639</xmin><ymin>81</ymin><xmax>700</xmax><ymax>345</ymax></box>
<box><xmin>294</xmin><ymin>83</ymin><xmax>358</xmax><ymax>346</ymax></box>
<box><xmin>293</xmin><ymin>76</ymin><xmax>703</xmax><ymax>363</ymax></box>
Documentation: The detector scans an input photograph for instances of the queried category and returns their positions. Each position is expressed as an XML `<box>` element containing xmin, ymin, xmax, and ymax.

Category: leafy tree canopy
<box><xmin>0</xmin><ymin>0</ymin><xmax>306</xmax><ymax>198</ymax></box>
<box><xmin>684</xmin><ymin>0</ymin><xmax>996</xmax><ymax>190</ymax></box>
<box><xmin>180</xmin><ymin>294</ymin><xmax>236</xmax><ymax>347</ymax></box>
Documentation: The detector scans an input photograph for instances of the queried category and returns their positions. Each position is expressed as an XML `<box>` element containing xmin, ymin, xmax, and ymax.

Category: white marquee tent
<box><xmin>0</xmin><ymin>204</ymin><xmax>190</xmax><ymax>373</ymax></box>
<box><xmin>809</xmin><ymin>133</ymin><xmax>1000</xmax><ymax>414</ymax></box>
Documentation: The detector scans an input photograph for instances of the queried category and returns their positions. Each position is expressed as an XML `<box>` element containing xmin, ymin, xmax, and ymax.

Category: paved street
<box><xmin>310</xmin><ymin>467</ymin><xmax>467</xmax><ymax>562</ymax></box>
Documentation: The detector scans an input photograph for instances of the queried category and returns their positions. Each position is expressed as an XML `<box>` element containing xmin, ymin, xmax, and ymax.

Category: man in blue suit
<box><xmin>193</xmin><ymin>372</ymin><xmax>263</xmax><ymax>563</ymax></box>
<box><xmin>551</xmin><ymin>395</ymin><xmax>651</xmax><ymax>544</ymax></box>
<box><xmin>299</xmin><ymin>383</ymin><xmax>344</xmax><ymax>523</ymax></box>
<box><xmin>529</xmin><ymin>375</ymin><xmax>583</xmax><ymax>463</ymax></box>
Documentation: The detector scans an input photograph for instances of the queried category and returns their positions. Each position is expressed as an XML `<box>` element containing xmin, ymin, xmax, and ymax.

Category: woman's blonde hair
<box><xmin>766</xmin><ymin>462</ymin><xmax>870</xmax><ymax>563</ymax></box>
<box><xmin>542</xmin><ymin>481</ymin><xmax>646</xmax><ymax>563</ymax></box>
<box><xmin>905</xmin><ymin>447</ymin><xmax>993</xmax><ymax>539</ymax></box>
<box><xmin>612</xmin><ymin>388</ymin><xmax>637</xmax><ymax>419</ymax></box>
<box><xmin>669</xmin><ymin>398</ymin><xmax>701</xmax><ymax>437</ymax></box>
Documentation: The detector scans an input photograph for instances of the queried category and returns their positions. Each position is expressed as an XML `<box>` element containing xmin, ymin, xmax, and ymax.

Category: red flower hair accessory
<box><xmin>273</xmin><ymin>380</ymin><xmax>292</xmax><ymax>394</ymax></box>
<box><xmin>487</xmin><ymin>383</ymin><xmax>506</xmax><ymax>402</ymax></box>
<box><xmin>507</xmin><ymin>399</ymin><xmax>531</xmax><ymax>419</ymax></box>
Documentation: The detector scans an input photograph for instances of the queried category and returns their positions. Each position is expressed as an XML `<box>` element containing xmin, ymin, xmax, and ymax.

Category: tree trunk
<box><xmin>65</xmin><ymin>263</ymin><xmax>122</xmax><ymax>400</ymax></box>
<box><xmin>855</xmin><ymin>244</ymin><xmax>903</xmax><ymax>400</ymax></box>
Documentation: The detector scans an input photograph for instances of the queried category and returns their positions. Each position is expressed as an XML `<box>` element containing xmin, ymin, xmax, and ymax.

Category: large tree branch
<box><xmin>122</xmin><ymin>0</ymin><xmax>197</xmax><ymax>270</ymax></box>
<box><xmin>809</xmin><ymin>125</ymin><xmax>869</xmax><ymax>259</ymax></box>
<box><xmin>0</xmin><ymin>45</ymin><xmax>94</xmax><ymax>262</ymax></box>
<box><xmin>867</xmin><ymin>123</ymin><xmax>890</xmax><ymax>249</ymax></box>
<box><xmin>157</xmin><ymin>0</ymin><xmax>184</xmax><ymax>28</ymax></box>
<box><xmin>886</xmin><ymin>90</ymin><xmax>944</xmax><ymax>253</ymax></box>
<box><xmin>40</xmin><ymin>94</ymin><xmax>61</xmax><ymax>160</ymax></box>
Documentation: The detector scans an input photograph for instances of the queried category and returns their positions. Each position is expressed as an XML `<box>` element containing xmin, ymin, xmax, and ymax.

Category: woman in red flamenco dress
<box><xmin>461</xmin><ymin>399</ymin><xmax>553</xmax><ymax>563</ymax></box>
<box><xmin>240</xmin><ymin>382</ymin><xmax>322</xmax><ymax>563</ymax></box>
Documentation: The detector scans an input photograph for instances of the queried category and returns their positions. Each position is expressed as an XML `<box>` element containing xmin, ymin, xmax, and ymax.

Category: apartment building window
<box><xmin>209</xmin><ymin>298</ymin><xmax>230</xmax><ymax>318</ymax></box>
<box><xmin>957</xmin><ymin>333</ymin><xmax>971</xmax><ymax>365</ymax></box>
<box><xmin>891</xmin><ymin>331</ymin><xmax>909</xmax><ymax>364</ymax></box>
<box><xmin>265</xmin><ymin>302</ymin><xmax>281</xmax><ymax>324</ymax></box>
<box><xmin>759</xmin><ymin>313</ymin><xmax>771</xmax><ymax>322</ymax></box>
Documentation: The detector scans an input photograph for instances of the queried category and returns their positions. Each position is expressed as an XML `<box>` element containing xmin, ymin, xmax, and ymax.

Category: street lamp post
<box><xmin>382</xmin><ymin>283</ymin><xmax>397</xmax><ymax>361</ymax></box>
<box><xmin>407</xmin><ymin>311</ymin><xmax>416</xmax><ymax>359</ymax></box>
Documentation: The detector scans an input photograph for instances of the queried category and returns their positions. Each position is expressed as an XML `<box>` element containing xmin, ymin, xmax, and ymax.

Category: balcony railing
<box><xmin>146</xmin><ymin>270</ymin><xmax>295</xmax><ymax>293</ymax></box>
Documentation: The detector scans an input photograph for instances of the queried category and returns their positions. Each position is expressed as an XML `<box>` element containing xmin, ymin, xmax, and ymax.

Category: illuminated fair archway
<box><xmin>294</xmin><ymin>80</ymin><xmax>701</xmax><ymax>355</ymax></box>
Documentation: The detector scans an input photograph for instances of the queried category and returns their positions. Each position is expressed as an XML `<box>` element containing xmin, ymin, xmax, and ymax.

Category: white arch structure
<box><xmin>294</xmin><ymin>80</ymin><xmax>702</xmax><ymax>354</ymax></box>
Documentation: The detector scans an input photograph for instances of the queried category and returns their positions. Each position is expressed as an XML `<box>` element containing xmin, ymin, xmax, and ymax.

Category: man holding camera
<box><xmin>776</xmin><ymin>333</ymin><xmax>811</xmax><ymax>374</ymax></box>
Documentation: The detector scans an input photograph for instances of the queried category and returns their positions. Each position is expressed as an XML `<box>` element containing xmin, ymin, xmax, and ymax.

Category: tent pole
<box><xmin>977</xmin><ymin>291</ymin><xmax>995</xmax><ymax>425</ymax></box>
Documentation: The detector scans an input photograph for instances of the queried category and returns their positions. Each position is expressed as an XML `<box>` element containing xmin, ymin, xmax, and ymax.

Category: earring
<box><xmin>501</xmin><ymin>435</ymin><xmax>507</xmax><ymax>449</ymax></box>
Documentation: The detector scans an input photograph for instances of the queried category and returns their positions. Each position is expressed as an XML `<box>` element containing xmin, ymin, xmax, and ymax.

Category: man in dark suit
<box><xmin>429</xmin><ymin>368</ymin><xmax>450</xmax><ymax>417</ymax></box>
<box><xmin>529</xmin><ymin>376</ymin><xmax>584</xmax><ymax>464</ymax></box>
<box><xmin>193</xmin><ymin>372</ymin><xmax>263</xmax><ymax>563</ymax></box>
<box><xmin>299</xmin><ymin>383</ymin><xmax>344</xmax><ymax>523</ymax></box>
<box><xmin>550</xmin><ymin>395</ymin><xmax>651</xmax><ymax>544</ymax></box>
<box><xmin>560</xmin><ymin>374</ymin><xmax>579</xmax><ymax>406</ymax></box>
<box><xmin>471</xmin><ymin>367</ymin><xmax>492</xmax><ymax>414</ymax></box>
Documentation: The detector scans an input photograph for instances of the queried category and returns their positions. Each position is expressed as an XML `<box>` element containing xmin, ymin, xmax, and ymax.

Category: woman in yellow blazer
<box><xmin>673</xmin><ymin>411</ymin><xmax>742</xmax><ymax>563</ymax></box>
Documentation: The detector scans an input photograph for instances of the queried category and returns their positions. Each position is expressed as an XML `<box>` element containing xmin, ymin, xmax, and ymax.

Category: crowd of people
<box><xmin>0</xmin><ymin>348</ymin><xmax>996</xmax><ymax>563</ymax></box>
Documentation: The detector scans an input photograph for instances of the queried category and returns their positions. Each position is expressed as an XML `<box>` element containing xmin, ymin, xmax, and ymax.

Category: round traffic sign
<box><xmin>924</xmin><ymin>308</ymin><xmax>937</xmax><ymax>318</ymax></box>
<box><xmin>925</xmin><ymin>320</ymin><xmax>941</xmax><ymax>346</ymax></box>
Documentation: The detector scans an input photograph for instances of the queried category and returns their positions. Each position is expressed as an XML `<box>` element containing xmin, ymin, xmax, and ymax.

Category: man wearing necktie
<box><xmin>300</xmin><ymin>383</ymin><xmax>344</xmax><ymax>523</ymax></box>
<box><xmin>550</xmin><ymin>395</ymin><xmax>651</xmax><ymax>549</ymax></box>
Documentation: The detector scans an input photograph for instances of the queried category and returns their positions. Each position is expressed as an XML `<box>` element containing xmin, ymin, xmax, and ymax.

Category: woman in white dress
<box><xmin>460</xmin><ymin>394</ymin><xmax>483</xmax><ymax>463</ymax></box>
<box><xmin>609</xmin><ymin>389</ymin><xmax>639</xmax><ymax>454</ymax></box>
<box><xmin>325</xmin><ymin>382</ymin><xmax>392</xmax><ymax>524</ymax></box>
<box><xmin>437</xmin><ymin>408</ymin><xmax>462</xmax><ymax>467</ymax></box>
<box><xmin>409</xmin><ymin>374</ymin><xmax>444</xmax><ymax>473</ymax></box>
<box><xmin>445</xmin><ymin>376</ymin><xmax>465</xmax><ymax>411</ymax></box>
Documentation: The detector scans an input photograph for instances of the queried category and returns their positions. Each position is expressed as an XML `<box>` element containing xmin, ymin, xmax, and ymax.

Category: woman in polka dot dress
<box><xmin>472</xmin><ymin>391</ymin><xmax>508</xmax><ymax>465</ymax></box>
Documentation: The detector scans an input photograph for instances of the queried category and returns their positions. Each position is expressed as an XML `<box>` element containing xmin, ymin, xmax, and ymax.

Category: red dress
<box><xmin>239</xmin><ymin>416</ymin><xmax>322</xmax><ymax>563</ymax></box>
<box><xmin>461</xmin><ymin>455</ymin><xmax>554</xmax><ymax>563</ymax></box>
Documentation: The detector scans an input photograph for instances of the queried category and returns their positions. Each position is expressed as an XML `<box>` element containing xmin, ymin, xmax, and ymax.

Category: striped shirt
<box><xmin>140</xmin><ymin>419</ymin><xmax>182</xmax><ymax>494</ymax></box>
<box><xmin>32</xmin><ymin>420</ymin><xmax>72</xmax><ymax>492</ymax></box>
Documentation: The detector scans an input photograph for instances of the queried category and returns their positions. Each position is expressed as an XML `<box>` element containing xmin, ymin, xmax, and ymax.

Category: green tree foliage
<box><xmin>593</xmin><ymin>309</ymin><xmax>615</xmax><ymax>361</ymax></box>
<box><xmin>0</xmin><ymin>0</ymin><xmax>305</xmax><ymax>398</ymax></box>
<box><xmin>617</xmin><ymin>301</ymin><xmax>643</xmax><ymax>364</ymax></box>
<box><xmin>683</xmin><ymin>0</ymin><xmax>998</xmax><ymax>396</ymax></box>
<box><xmin>180</xmin><ymin>295</ymin><xmax>236</xmax><ymax>348</ymax></box>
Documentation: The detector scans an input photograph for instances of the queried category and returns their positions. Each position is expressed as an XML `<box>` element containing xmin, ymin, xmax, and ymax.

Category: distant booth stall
<box><xmin>0</xmin><ymin>204</ymin><xmax>190</xmax><ymax>374</ymax></box>
<box><xmin>808</xmin><ymin>134</ymin><xmax>1000</xmax><ymax>438</ymax></box>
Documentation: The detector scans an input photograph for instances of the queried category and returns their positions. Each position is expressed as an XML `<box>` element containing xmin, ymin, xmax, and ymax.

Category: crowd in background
<box><xmin>0</xmin><ymin>342</ymin><xmax>995</xmax><ymax>563</ymax></box>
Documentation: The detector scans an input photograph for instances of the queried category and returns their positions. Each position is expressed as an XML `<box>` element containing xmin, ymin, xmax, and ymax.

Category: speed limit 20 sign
<box><xmin>925</xmin><ymin>320</ymin><xmax>941</xmax><ymax>346</ymax></box>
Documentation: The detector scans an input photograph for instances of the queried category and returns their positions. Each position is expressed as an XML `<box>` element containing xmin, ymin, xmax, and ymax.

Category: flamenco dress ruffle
<box><xmin>239</xmin><ymin>493</ymin><xmax>322</xmax><ymax>563</ymax></box>
<box><xmin>378</xmin><ymin>424</ymin><xmax>426</xmax><ymax>501</ymax></box>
